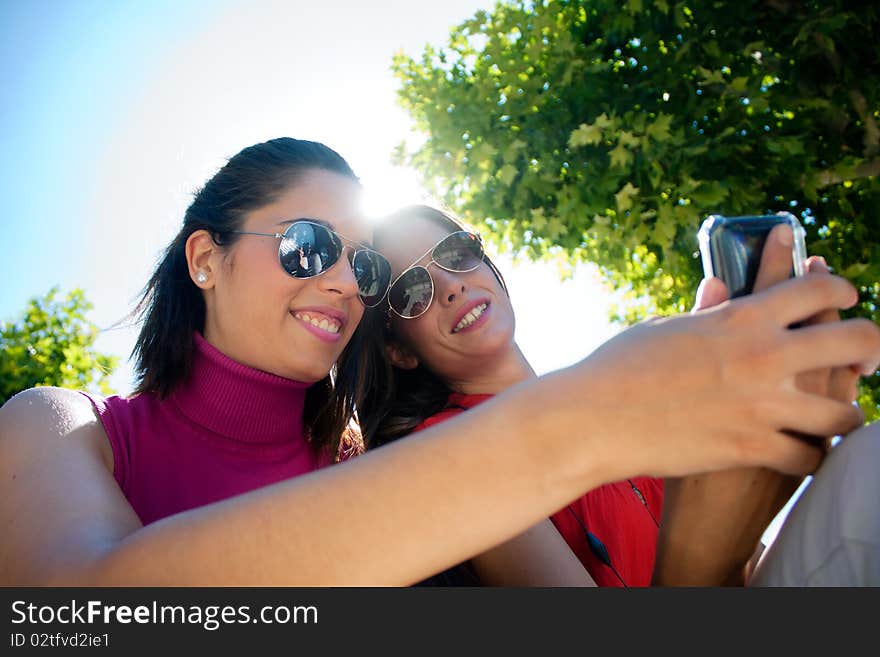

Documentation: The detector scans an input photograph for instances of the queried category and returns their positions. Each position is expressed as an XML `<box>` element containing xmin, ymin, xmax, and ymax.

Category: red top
<box><xmin>417</xmin><ymin>392</ymin><xmax>663</xmax><ymax>587</ymax></box>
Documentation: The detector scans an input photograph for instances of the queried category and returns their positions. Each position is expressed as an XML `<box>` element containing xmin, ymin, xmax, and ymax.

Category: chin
<box><xmin>454</xmin><ymin>331</ymin><xmax>511</xmax><ymax>364</ymax></box>
<box><xmin>259</xmin><ymin>354</ymin><xmax>327</xmax><ymax>383</ymax></box>
<box><xmin>482</xmin><ymin>325</ymin><xmax>515</xmax><ymax>349</ymax></box>
<box><xmin>287</xmin><ymin>366</ymin><xmax>331</xmax><ymax>384</ymax></box>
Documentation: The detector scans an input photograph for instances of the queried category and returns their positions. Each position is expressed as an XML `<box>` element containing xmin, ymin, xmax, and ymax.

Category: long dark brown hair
<box><xmin>130</xmin><ymin>137</ymin><xmax>366</xmax><ymax>459</ymax></box>
<box><xmin>358</xmin><ymin>205</ymin><xmax>508</xmax><ymax>449</ymax></box>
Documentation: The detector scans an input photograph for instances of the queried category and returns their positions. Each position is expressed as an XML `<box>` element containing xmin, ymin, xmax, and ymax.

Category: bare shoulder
<box><xmin>0</xmin><ymin>386</ymin><xmax>113</xmax><ymax>470</ymax></box>
<box><xmin>0</xmin><ymin>388</ymin><xmax>140</xmax><ymax>584</ymax></box>
<box><xmin>2</xmin><ymin>385</ymin><xmax>101</xmax><ymax>428</ymax></box>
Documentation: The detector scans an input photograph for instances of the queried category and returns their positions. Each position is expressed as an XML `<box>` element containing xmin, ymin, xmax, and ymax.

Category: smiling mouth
<box><xmin>452</xmin><ymin>303</ymin><xmax>488</xmax><ymax>333</ymax></box>
<box><xmin>293</xmin><ymin>311</ymin><xmax>342</xmax><ymax>335</ymax></box>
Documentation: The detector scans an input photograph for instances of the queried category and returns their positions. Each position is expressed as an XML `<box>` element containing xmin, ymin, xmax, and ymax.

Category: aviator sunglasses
<box><xmin>388</xmin><ymin>231</ymin><xmax>485</xmax><ymax>319</ymax></box>
<box><xmin>230</xmin><ymin>219</ymin><xmax>392</xmax><ymax>307</ymax></box>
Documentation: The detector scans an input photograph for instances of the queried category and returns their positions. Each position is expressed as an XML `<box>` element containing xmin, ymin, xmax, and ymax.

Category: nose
<box><xmin>317</xmin><ymin>246</ymin><xmax>360</xmax><ymax>299</ymax></box>
<box><xmin>429</xmin><ymin>264</ymin><xmax>466</xmax><ymax>307</ymax></box>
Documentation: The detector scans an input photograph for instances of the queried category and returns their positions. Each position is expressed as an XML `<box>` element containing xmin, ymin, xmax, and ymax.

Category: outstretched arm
<box><xmin>2</xmin><ymin>271</ymin><xmax>876</xmax><ymax>586</ymax></box>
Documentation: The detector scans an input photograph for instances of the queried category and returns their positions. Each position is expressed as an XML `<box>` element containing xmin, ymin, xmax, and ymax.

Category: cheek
<box><xmin>497</xmin><ymin>295</ymin><xmax>516</xmax><ymax>328</ymax></box>
<box><xmin>218</xmin><ymin>270</ymin><xmax>305</xmax><ymax>330</ymax></box>
<box><xmin>391</xmin><ymin>316</ymin><xmax>444</xmax><ymax>364</ymax></box>
<box><xmin>347</xmin><ymin>304</ymin><xmax>366</xmax><ymax>336</ymax></box>
<box><xmin>239</xmin><ymin>247</ymin><xmax>304</xmax><ymax>294</ymax></box>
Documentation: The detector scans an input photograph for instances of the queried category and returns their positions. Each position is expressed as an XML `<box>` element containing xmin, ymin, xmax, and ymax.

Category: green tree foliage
<box><xmin>393</xmin><ymin>0</ymin><xmax>880</xmax><ymax>419</ymax></box>
<box><xmin>0</xmin><ymin>287</ymin><xmax>118</xmax><ymax>405</ymax></box>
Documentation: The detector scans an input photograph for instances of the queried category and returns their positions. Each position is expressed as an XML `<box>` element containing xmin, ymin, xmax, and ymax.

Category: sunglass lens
<box><xmin>434</xmin><ymin>232</ymin><xmax>483</xmax><ymax>271</ymax></box>
<box><xmin>279</xmin><ymin>222</ymin><xmax>341</xmax><ymax>277</ymax></box>
<box><xmin>389</xmin><ymin>267</ymin><xmax>433</xmax><ymax>318</ymax></box>
<box><xmin>352</xmin><ymin>250</ymin><xmax>391</xmax><ymax>307</ymax></box>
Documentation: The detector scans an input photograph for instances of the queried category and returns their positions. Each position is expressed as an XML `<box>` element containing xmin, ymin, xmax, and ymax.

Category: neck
<box><xmin>169</xmin><ymin>332</ymin><xmax>311</xmax><ymax>444</ymax></box>
<box><xmin>447</xmin><ymin>342</ymin><xmax>536</xmax><ymax>395</ymax></box>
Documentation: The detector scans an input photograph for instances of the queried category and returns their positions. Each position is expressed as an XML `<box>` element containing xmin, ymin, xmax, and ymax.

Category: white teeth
<box><xmin>294</xmin><ymin>312</ymin><xmax>342</xmax><ymax>335</ymax></box>
<box><xmin>453</xmin><ymin>303</ymin><xmax>487</xmax><ymax>333</ymax></box>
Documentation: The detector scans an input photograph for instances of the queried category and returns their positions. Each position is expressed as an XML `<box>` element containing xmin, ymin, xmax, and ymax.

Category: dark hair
<box><xmin>358</xmin><ymin>205</ymin><xmax>508</xmax><ymax>448</ymax></box>
<box><xmin>131</xmin><ymin>137</ymin><xmax>362</xmax><ymax>458</ymax></box>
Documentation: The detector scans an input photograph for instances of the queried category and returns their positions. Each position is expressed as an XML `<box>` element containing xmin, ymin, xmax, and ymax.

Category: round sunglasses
<box><xmin>230</xmin><ymin>220</ymin><xmax>392</xmax><ymax>307</ymax></box>
<box><xmin>388</xmin><ymin>231</ymin><xmax>485</xmax><ymax>319</ymax></box>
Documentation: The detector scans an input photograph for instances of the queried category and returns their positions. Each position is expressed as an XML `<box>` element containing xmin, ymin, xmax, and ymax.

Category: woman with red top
<box><xmin>1</xmin><ymin>138</ymin><xmax>877</xmax><ymax>586</ymax></box>
<box><xmin>359</xmin><ymin>205</ymin><xmax>662</xmax><ymax>586</ymax></box>
<box><xmin>360</xmin><ymin>204</ymin><xmax>880</xmax><ymax>586</ymax></box>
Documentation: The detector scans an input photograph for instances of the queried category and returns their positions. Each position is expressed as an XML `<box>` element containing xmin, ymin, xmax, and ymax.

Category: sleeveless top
<box><xmin>81</xmin><ymin>332</ymin><xmax>331</xmax><ymax>525</ymax></box>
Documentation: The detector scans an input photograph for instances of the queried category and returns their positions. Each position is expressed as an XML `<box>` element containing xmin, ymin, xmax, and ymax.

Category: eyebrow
<box><xmin>275</xmin><ymin>218</ymin><xmax>373</xmax><ymax>249</ymax></box>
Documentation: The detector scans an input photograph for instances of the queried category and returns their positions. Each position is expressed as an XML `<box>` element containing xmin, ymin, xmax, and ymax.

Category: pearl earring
<box><xmin>196</xmin><ymin>271</ymin><xmax>208</xmax><ymax>284</ymax></box>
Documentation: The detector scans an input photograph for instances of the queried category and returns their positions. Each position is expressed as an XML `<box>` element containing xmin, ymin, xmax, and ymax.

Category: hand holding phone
<box><xmin>658</xmin><ymin>212</ymin><xmax>825</xmax><ymax>585</ymax></box>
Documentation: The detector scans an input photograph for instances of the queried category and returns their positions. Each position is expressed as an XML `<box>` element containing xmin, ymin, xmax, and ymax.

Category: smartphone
<box><xmin>698</xmin><ymin>212</ymin><xmax>807</xmax><ymax>298</ymax></box>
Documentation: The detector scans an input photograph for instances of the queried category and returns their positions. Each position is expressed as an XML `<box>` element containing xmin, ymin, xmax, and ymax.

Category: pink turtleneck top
<box><xmin>81</xmin><ymin>333</ymin><xmax>331</xmax><ymax>525</ymax></box>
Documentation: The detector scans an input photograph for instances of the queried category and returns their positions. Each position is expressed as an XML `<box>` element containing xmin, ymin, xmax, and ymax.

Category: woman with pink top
<box><xmin>1</xmin><ymin>136</ymin><xmax>878</xmax><ymax>586</ymax></box>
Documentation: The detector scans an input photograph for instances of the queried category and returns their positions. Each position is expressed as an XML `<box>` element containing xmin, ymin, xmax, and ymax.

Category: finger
<box><xmin>797</xmin><ymin>257</ymin><xmax>840</xmax><ymax>328</ymax></box>
<box><xmin>780</xmin><ymin>319</ymin><xmax>880</xmax><ymax>375</ymax></box>
<box><xmin>751</xmin><ymin>430</ymin><xmax>825</xmax><ymax>476</ymax></box>
<box><xmin>799</xmin><ymin>304</ymin><xmax>840</xmax><ymax>328</ymax></box>
<box><xmin>827</xmin><ymin>365</ymin><xmax>861</xmax><ymax>404</ymax></box>
<box><xmin>748</xmin><ymin>273</ymin><xmax>859</xmax><ymax>328</ymax></box>
<box><xmin>806</xmin><ymin>255</ymin><xmax>829</xmax><ymax>275</ymax></box>
<box><xmin>693</xmin><ymin>277</ymin><xmax>728</xmax><ymax>313</ymax></box>
<box><xmin>773</xmin><ymin>391</ymin><xmax>865</xmax><ymax>442</ymax></box>
<box><xmin>753</xmin><ymin>224</ymin><xmax>795</xmax><ymax>293</ymax></box>
<box><xmin>804</xmin><ymin>258</ymin><xmax>837</xmax><ymax>319</ymax></box>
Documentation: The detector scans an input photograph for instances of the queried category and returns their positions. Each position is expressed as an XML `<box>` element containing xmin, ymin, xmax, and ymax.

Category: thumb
<box><xmin>693</xmin><ymin>277</ymin><xmax>729</xmax><ymax>313</ymax></box>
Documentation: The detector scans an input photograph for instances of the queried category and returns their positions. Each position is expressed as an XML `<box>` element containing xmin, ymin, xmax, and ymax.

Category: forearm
<box><xmin>470</xmin><ymin>518</ymin><xmax>597</xmax><ymax>587</ymax></box>
<box><xmin>651</xmin><ymin>469</ymin><xmax>800</xmax><ymax>586</ymax></box>
<box><xmin>73</xmin><ymin>374</ymin><xmax>609</xmax><ymax>586</ymax></box>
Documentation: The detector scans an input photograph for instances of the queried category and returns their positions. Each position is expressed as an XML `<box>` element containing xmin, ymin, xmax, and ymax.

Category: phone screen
<box><xmin>710</xmin><ymin>222</ymin><xmax>773</xmax><ymax>297</ymax></box>
<box><xmin>698</xmin><ymin>214</ymin><xmax>806</xmax><ymax>299</ymax></box>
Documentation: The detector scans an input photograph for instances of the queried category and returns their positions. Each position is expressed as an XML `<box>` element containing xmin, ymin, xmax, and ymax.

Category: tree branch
<box><xmin>849</xmin><ymin>89</ymin><xmax>880</xmax><ymax>158</ymax></box>
<box><xmin>815</xmin><ymin>157</ymin><xmax>880</xmax><ymax>189</ymax></box>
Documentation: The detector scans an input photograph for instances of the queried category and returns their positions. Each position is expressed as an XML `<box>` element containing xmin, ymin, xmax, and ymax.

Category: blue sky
<box><xmin>1</xmin><ymin>1</ymin><xmax>216</xmax><ymax>306</ymax></box>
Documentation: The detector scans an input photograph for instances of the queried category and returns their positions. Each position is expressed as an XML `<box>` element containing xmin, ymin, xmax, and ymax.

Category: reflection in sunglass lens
<box><xmin>276</xmin><ymin>221</ymin><xmax>391</xmax><ymax>307</ymax></box>
<box><xmin>353</xmin><ymin>250</ymin><xmax>391</xmax><ymax>307</ymax></box>
<box><xmin>434</xmin><ymin>232</ymin><xmax>483</xmax><ymax>271</ymax></box>
<box><xmin>279</xmin><ymin>222</ymin><xmax>341</xmax><ymax>277</ymax></box>
<box><xmin>390</xmin><ymin>267</ymin><xmax>433</xmax><ymax>318</ymax></box>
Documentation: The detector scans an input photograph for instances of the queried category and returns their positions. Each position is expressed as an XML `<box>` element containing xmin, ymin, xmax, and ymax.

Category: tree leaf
<box><xmin>497</xmin><ymin>163</ymin><xmax>518</xmax><ymax>186</ymax></box>
<box><xmin>609</xmin><ymin>143</ymin><xmax>634</xmax><ymax>169</ymax></box>
<box><xmin>615</xmin><ymin>182</ymin><xmax>640</xmax><ymax>212</ymax></box>
<box><xmin>729</xmin><ymin>76</ymin><xmax>749</xmax><ymax>93</ymax></box>
<box><xmin>618</xmin><ymin>131</ymin><xmax>641</xmax><ymax>149</ymax></box>
<box><xmin>842</xmin><ymin>263</ymin><xmax>869</xmax><ymax>278</ymax></box>
<box><xmin>646</xmin><ymin>114</ymin><xmax>673</xmax><ymax>142</ymax></box>
<box><xmin>569</xmin><ymin>122</ymin><xmax>603</xmax><ymax>147</ymax></box>
<box><xmin>530</xmin><ymin>206</ymin><xmax>548</xmax><ymax>230</ymax></box>
<box><xmin>594</xmin><ymin>112</ymin><xmax>612</xmax><ymax>130</ymax></box>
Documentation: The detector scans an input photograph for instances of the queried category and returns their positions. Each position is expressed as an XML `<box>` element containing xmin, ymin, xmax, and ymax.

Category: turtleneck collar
<box><xmin>169</xmin><ymin>332</ymin><xmax>311</xmax><ymax>444</ymax></box>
